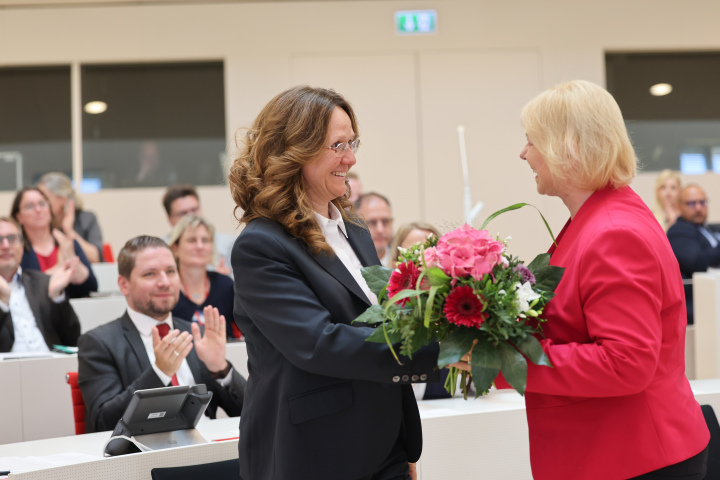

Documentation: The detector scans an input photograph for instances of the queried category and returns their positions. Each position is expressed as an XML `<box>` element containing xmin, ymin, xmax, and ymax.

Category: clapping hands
<box><xmin>48</xmin><ymin>257</ymin><xmax>79</xmax><ymax>298</ymax></box>
<box><xmin>193</xmin><ymin>305</ymin><xmax>228</xmax><ymax>373</ymax></box>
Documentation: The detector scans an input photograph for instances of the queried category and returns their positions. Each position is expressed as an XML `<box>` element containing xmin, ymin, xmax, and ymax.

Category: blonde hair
<box><xmin>38</xmin><ymin>172</ymin><xmax>84</xmax><ymax>210</ymax></box>
<box><xmin>654</xmin><ymin>169</ymin><xmax>681</xmax><ymax>209</ymax></box>
<box><xmin>521</xmin><ymin>80</ymin><xmax>637</xmax><ymax>191</ymax></box>
<box><xmin>228</xmin><ymin>86</ymin><xmax>361</xmax><ymax>255</ymax></box>
<box><xmin>653</xmin><ymin>168</ymin><xmax>682</xmax><ymax>231</ymax></box>
<box><xmin>390</xmin><ymin>222</ymin><xmax>440</xmax><ymax>266</ymax></box>
<box><xmin>168</xmin><ymin>215</ymin><xmax>217</xmax><ymax>264</ymax></box>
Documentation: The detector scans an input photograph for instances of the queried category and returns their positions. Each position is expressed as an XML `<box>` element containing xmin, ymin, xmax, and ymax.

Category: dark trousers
<box><xmin>631</xmin><ymin>444</ymin><xmax>709</xmax><ymax>480</ymax></box>
<box><xmin>353</xmin><ymin>433</ymin><xmax>411</xmax><ymax>480</ymax></box>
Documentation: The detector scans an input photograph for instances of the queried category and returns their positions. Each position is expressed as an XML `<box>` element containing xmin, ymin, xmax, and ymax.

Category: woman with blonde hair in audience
<box><xmin>389</xmin><ymin>221</ymin><xmax>440</xmax><ymax>266</ymax></box>
<box><xmin>37</xmin><ymin>172</ymin><xmax>105</xmax><ymax>263</ymax></box>
<box><xmin>168</xmin><ymin>215</ymin><xmax>240</xmax><ymax>340</ymax></box>
<box><xmin>11</xmin><ymin>187</ymin><xmax>97</xmax><ymax>298</ymax></box>
<box><xmin>653</xmin><ymin>169</ymin><xmax>682</xmax><ymax>231</ymax></box>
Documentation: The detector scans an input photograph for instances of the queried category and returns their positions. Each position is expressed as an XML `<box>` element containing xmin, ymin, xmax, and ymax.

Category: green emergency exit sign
<box><xmin>395</xmin><ymin>10</ymin><xmax>438</xmax><ymax>35</ymax></box>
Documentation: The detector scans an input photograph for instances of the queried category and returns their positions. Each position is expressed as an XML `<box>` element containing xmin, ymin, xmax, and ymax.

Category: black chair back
<box><xmin>702</xmin><ymin>404</ymin><xmax>720</xmax><ymax>479</ymax></box>
<box><xmin>151</xmin><ymin>458</ymin><xmax>239</xmax><ymax>480</ymax></box>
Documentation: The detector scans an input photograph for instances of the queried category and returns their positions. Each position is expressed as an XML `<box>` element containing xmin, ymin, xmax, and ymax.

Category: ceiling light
<box><xmin>649</xmin><ymin>83</ymin><xmax>673</xmax><ymax>96</ymax></box>
<box><xmin>84</xmin><ymin>101</ymin><xmax>108</xmax><ymax>114</ymax></box>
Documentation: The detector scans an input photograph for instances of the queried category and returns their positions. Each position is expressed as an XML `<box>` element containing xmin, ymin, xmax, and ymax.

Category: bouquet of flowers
<box><xmin>354</xmin><ymin>205</ymin><xmax>564</xmax><ymax>398</ymax></box>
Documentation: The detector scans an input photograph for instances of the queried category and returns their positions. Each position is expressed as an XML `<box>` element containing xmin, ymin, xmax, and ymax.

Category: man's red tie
<box><xmin>156</xmin><ymin>323</ymin><xmax>179</xmax><ymax>386</ymax></box>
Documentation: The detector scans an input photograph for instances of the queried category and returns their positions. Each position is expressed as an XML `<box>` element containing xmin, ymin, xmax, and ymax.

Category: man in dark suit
<box><xmin>667</xmin><ymin>184</ymin><xmax>720</xmax><ymax>324</ymax></box>
<box><xmin>0</xmin><ymin>216</ymin><xmax>80</xmax><ymax>353</ymax></box>
<box><xmin>77</xmin><ymin>236</ymin><xmax>245</xmax><ymax>433</ymax></box>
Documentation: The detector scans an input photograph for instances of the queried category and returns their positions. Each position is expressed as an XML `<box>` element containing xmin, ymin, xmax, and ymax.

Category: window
<box><xmin>0</xmin><ymin>66</ymin><xmax>72</xmax><ymax>191</ymax></box>
<box><xmin>606</xmin><ymin>52</ymin><xmax>720</xmax><ymax>173</ymax></box>
<box><xmin>81</xmin><ymin>61</ymin><xmax>227</xmax><ymax>189</ymax></box>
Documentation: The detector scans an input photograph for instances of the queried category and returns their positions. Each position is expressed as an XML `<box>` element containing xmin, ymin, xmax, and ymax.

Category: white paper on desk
<box><xmin>0</xmin><ymin>452</ymin><xmax>101</xmax><ymax>473</ymax></box>
<box><xmin>0</xmin><ymin>352</ymin><xmax>54</xmax><ymax>361</ymax></box>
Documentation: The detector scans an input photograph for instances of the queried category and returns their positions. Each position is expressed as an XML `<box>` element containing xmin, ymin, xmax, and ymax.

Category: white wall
<box><xmin>1</xmin><ymin>0</ymin><xmax>720</xmax><ymax>259</ymax></box>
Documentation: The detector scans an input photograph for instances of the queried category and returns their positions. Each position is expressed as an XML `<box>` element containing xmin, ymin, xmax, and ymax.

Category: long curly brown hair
<box><xmin>228</xmin><ymin>86</ymin><xmax>363</xmax><ymax>255</ymax></box>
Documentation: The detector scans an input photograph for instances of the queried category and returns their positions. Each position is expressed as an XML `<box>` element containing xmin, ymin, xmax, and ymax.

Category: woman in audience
<box><xmin>168</xmin><ymin>215</ymin><xmax>240</xmax><ymax>339</ymax></box>
<box><xmin>653</xmin><ymin>169</ymin><xmax>682</xmax><ymax>231</ymax></box>
<box><xmin>228</xmin><ymin>86</ymin><xmax>440</xmax><ymax>480</ymax></box>
<box><xmin>389</xmin><ymin>221</ymin><xmax>440</xmax><ymax>266</ymax></box>
<box><xmin>38</xmin><ymin>172</ymin><xmax>104</xmax><ymax>263</ymax></box>
<box><xmin>457</xmin><ymin>80</ymin><xmax>709</xmax><ymax>479</ymax></box>
<box><xmin>10</xmin><ymin>187</ymin><xmax>97</xmax><ymax>298</ymax></box>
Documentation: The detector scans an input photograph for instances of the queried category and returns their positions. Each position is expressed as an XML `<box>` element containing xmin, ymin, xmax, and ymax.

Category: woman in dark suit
<box><xmin>465</xmin><ymin>80</ymin><xmax>708</xmax><ymax>479</ymax></box>
<box><xmin>228</xmin><ymin>86</ymin><xmax>439</xmax><ymax>480</ymax></box>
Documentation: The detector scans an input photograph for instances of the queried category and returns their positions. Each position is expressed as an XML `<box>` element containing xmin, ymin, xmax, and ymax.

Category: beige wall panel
<box><xmin>292</xmin><ymin>53</ymin><xmax>421</xmax><ymax>226</ymax></box>
<box><xmin>419</xmin><ymin>51</ymin><xmax>567</xmax><ymax>261</ymax></box>
<box><xmin>225</xmin><ymin>56</ymin><xmax>293</xmax><ymax>152</ymax></box>
<box><xmin>540</xmin><ymin>48</ymin><xmax>605</xmax><ymax>89</ymax></box>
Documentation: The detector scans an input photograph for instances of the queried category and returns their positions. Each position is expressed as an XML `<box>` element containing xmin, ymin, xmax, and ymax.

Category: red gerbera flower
<box><xmin>388</xmin><ymin>261</ymin><xmax>421</xmax><ymax>306</ymax></box>
<box><xmin>443</xmin><ymin>285</ymin><xmax>488</xmax><ymax>328</ymax></box>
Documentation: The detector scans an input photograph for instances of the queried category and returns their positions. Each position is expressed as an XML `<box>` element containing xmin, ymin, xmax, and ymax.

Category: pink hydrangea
<box><xmin>422</xmin><ymin>246</ymin><xmax>439</xmax><ymax>268</ymax></box>
<box><xmin>435</xmin><ymin>224</ymin><xmax>505</xmax><ymax>281</ymax></box>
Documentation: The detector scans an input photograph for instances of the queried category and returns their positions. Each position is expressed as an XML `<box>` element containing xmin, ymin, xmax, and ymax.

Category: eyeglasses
<box><xmin>366</xmin><ymin>218</ymin><xmax>393</xmax><ymax>228</ymax></box>
<box><xmin>171</xmin><ymin>206</ymin><xmax>201</xmax><ymax>219</ymax></box>
<box><xmin>327</xmin><ymin>139</ymin><xmax>360</xmax><ymax>157</ymax></box>
<box><xmin>685</xmin><ymin>199</ymin><xmax>708</xmax><ymax>208</ymax></box>
<box><xmin>0</xmin><ymin>234</ymin><xmax>21</xmax><ymax>245</ymax></box>
<box><xmin>21</xmin><ymin>200</ymin><xmax>49</xmax><ymax>212</ymax></box>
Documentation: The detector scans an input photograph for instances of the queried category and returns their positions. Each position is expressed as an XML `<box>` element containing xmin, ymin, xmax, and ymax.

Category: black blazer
<box><xmin>667</xmin><ymin>218</ymin><xmax>720</xmax><ymax>323</ymax></box>
<box><xmin>77</xmin><ymin>312</ymin><xmax>246</xmax><ymax>433</ymax></box>
<box><xmin>232</xmin><ymin>218</ymin><xmax>439</xmax><ymax>480</ymax></box>
<box><xmin>0</xmin><ymin>268</ymin><xmax>80</xmax><ymax>352</ymax></box>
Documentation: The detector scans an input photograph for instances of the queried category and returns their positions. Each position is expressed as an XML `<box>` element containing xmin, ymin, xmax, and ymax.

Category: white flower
<box><xmin>514</xmin><ymin>281</ymin><xmax>541</xmax><ymax>313</ymax></box>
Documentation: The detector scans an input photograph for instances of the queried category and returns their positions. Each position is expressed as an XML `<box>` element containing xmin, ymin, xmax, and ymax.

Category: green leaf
<box><xmin>426</xmin><ymin>267</ymin><xmax>451</xmax><ymax>287</ymax></box>
<box><xmin>481</xmin><ymin>203</ymin><xmax>557</xmax><ymax>246</ymax></box>
<box><xmin>366</xmin><ymin>326</ymin><xmax>401</xmax><ymax>344</ymax></box>
<box><xmin>514</xmin><ymin>335</ymin><xmax>552</xmax><ymax>367</ymax></box>
<box><xmin>481</xmin><ymin>203</ymin><xmax>528</xmax><ymax>230</ymax></box>
<box><xmin>361</xmin><ymin>265</ymin><xmax>393</xmax><ymax>296</ymax></box>
<box><xmin>527</xmin><ymin>253</ymin><xmax>550</xmax><ymax>273</ymax></box>
<box><xmin>386</xmin><ymin>289</ymin><xmax>421</xmax><ymax>309</ymax></box>
<box><xmin>437</xmin><ymin>329</ymin><xmax>477</xmax><ymax>368</ymax></box>
<box><xmin>405</xmin><ymin>324</ymin><xmax>433</xmax><ymax>355</ymax></box>
<box><xmin>498</xmin><ymin>340</ymin><xmax>528</xmax><ymax>396</ymax></box>
<box><xmin>470</xmin><ymin>338</ymin><xmax>501</xmax><ymax>396</ymax></box>
<box><xmin>424</xmin><ymin>285</ymin><xmax>439</xmax><ymax>328</ymax></box>
<box><xmin>352</xmin><ymin>304</ymin><xmax>385</xmax><ymax>324</ymax></box>
<box><xmin>527</xmin><ymin>254</ymin><xmax>565</xmax><ymax>292</ymax></box>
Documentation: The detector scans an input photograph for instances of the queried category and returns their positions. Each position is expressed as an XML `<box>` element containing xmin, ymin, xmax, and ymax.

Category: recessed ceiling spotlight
<box><xmin>649</xmin><ymin>83</ymin><xmax>673</xmax><ymax>96</ymax></box>
<box><xmin>84</xmin><ymin>101</ymin><xmax>108</xmax><ymax>114</ymax></box>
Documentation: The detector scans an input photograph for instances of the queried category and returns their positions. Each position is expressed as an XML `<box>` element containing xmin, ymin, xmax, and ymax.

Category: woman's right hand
<box><xmin>52</xmin><ymin>228</ymin><xmax>90</xmax><ymax>285</ymax></box>
<box><xmin>53</xmin><ymin>228</ymin><xmax>76</xmax><ymax>264</ymax></box>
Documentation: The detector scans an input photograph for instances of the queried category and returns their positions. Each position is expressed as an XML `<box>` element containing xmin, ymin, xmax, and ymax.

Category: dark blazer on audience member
<box><xmin>77</xmin><ymin>313</ymin><xmax>245</xmax><ymax>433</ymax></box>
<box><xmin>74</xmin><ymin>210</ymin><xmax>104</xmax><ymax>262</ymax></box>
<box><xmin>232</xmin><ymin>218</ymin><xmax>440</xmax><ymax>480</ymax></box>
<box><xmin>0</xmin><ymin>268</ymin><xmax>80</xmax><ymax>352</ymax></box>
<box><xmin>667</xmin><ymin>217</ymin><xmax>720</xmax><ymax>323</ymax></box>
<box><xmin>21</xmin><ymin>239</ymin><xmax>98</xmax><ymax>299</ymax></box>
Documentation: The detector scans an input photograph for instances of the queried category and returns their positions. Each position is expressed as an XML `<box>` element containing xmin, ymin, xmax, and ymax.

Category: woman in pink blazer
<box><xmin>512</xmin><ymin>81</ymin><xmax>708</xmax><ymax>479</ymax></box>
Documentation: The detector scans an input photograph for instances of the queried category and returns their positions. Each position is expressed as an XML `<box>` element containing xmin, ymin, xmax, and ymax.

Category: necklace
<box><xmin>181</xmin><ymin>274</ymin><xmax>210</xmax><ymax>304</ymax></box>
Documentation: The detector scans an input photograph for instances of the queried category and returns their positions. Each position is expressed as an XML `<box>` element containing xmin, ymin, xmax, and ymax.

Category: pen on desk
<box><xmin>212</xmin><ymin>436</ymin><xmax>239</xmax><ymax>442</ymax></box>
